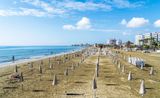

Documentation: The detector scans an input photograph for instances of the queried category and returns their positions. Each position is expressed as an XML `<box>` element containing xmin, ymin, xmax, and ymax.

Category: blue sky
<box><xmin>0</xmin><ymin>0</ymin><xmax>160</xmax><ymax>45</ymax></box>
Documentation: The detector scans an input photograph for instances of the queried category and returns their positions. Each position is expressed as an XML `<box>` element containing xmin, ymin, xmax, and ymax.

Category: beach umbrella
<box><xmin>149</xmin><ymin>67</ymin><xmax>154</xmax><ymax>75</ymax></box>
<box><xmin>118</xmin><ymin>63</ymin><xmax>121</xmax><ymax>69</ymax></box>
<box><xmin>15</xmin><ymin>65</ymin><xmax>18</xmax><ymax>73</ymax></box>
<box><xmin>95</xmin><ymin>63</ymin><xmax>99</xmax><ymax>77</ymax></box>
<box><xmin>77</xmin><ymin>63</ymin><xmax>79</xmax><ymax>67</ymax></box>
<box><xmin>92</xmin><ymin>77</ymin><xmax>97</xmax><ymax>90</ymax></box>
<box><xmin>71</xmin><ymin>64</ymin><xmax>75</xmax><ymax>70</ymax></box>
<box><xmin>49</xmin><ymin>63</ymin><xmax>53</xmax><ymax>69</ymax></box>
<box><xmin>122</xmin><ymin>65</ymin><xmax>125</xmax><ymax>73</ymax></box>
<box><xmin>58</xmin><ymin>61</ymin><xmax>60</xmax><ymax>65</ymax></box>
<box><xmin>39</xmin><ymin>65</ymin><xmax>42</xmax><ymax>74</ymax></box>
<box><xmin>52</xmin><ymin>74</ymin><xmax>57</xmax><ymax>86</ymax></box>
<box><xmin>139</xmin><ymin>79</ymin><xmax>146</xmax><ymax>96</ymax></box>
<box><xmin>95</xmin><ymin>67</ymin><xmax>99</xmax><ymax>77</ymax></box>
<box><xmin>41</xmin><ymin>60</ymin><xmax>43</xmax><ymax>65</ymax></box>
<box><xmin>20</xmin><ymin>72</ymin><xmax>24</xmax><ymax>82</ymax></box>
<box><xmin>31</xmin><ymin>62</ymin><xmax>33</xmax><ymax>69</ymax></box>
<box><xmin>97</xmin><ymin>57</ymin><xmax>99</xmax><ymax>64</ymax></box>
<box><xmin>116</xmin><ymin>60</ymin><xmax>118</xmax><ymax>65</ymax></box>
<box><xmin>128</xmin><ymin>71</ymin><xmax>132</xmax><ymax>81</ymax></box>
<box><xmin>140</xmin><ymin>64</ymin><xmax>144</xmax><ymax>70</ymax></box>
<box><xmin>28</xmin><ymin>63</ymin><xmax>32</xmax><ymax>69</ymax></box>
<box><xmin>64</xmin><ymin>68</ymin><xmax>68</xmax><ymax>76</ymax></box>
<box><xmin>81</xmin><ymin>58</ymin><xmax>83</xmax><ymax>63</ymax></box>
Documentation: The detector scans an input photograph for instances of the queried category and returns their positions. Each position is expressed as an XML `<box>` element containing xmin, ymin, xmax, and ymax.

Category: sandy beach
<box><xmin>0</xmin><ymin>47</ymin><xmax>160</xmax><ymax>98</ymax></box>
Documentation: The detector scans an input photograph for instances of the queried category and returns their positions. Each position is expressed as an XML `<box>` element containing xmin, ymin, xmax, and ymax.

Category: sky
<box><xmin>0</xmin><ymin>0</ymin><xmax>160</xmax><ymax>45</ymax></box>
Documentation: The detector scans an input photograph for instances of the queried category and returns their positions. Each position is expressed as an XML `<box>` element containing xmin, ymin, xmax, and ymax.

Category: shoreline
<box><xmin>0</xmin><ymin>47</ymin><xmax>85</xmax><ymax>68</ymax></box>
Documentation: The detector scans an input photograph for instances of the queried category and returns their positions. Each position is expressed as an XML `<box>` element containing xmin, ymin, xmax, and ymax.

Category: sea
<box><xmin>0</xmin><ymin>46</ymin><xmax>83</xmax><ymax>65</ymax></box>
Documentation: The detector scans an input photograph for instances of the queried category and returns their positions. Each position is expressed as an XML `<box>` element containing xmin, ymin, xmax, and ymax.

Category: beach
<box><xmin>0</xmin><ymin>47</ymin><xmax>160</xmax><ymax>98</ymax></box>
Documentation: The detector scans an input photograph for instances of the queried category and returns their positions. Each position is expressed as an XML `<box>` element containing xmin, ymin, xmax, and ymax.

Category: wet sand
<box><xmin>0</xmin><ymin>47</ymin><xmax>160</xmax><ymax>98</ymax></box>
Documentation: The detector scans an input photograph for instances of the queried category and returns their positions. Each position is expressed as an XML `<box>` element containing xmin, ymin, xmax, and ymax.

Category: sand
<box><xmin>0</xmin><ymin>47</ymin><xmax>160</xmax><ymax>98</ymax></box>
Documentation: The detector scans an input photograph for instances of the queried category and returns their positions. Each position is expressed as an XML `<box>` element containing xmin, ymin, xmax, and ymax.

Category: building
<box><xmin>116</xmin><ymin>39</ymin><xmax>122</xmax><ymax>46</ymax></box>
<box><xmin>135</xmin><ymin>34</ymin><xmax>144</xmax><ymax>45</ymax></box>
<box><xmin>135</xmin><ymin>32</ymin><xmax>160</xmax><ymax>46</ymax></box>
<box><xmin>108</xmin><ymin>39</ymin><xmax>117</xmax><ymax>45</ymax></box>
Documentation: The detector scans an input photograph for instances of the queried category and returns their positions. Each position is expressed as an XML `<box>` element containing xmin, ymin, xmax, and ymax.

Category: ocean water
<box><xmin>0</xmin><ymin>46</ymin><xmax>82</xmax><ymax>64</ymax></box>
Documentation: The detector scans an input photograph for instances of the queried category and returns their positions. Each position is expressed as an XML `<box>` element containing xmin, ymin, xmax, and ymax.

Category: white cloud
<box><xmin>63</xmin><ymin>17</ymin><xmax>91</xmax><ymax>30</ymax></box>
<box><xmin>76</xmin><ymin>17</ymin><xmax>91</xmax><ymax>30</ymax></box>
<box><xmin>120</xmin><ymin>19</ymin><xmax>127</xmax><ymax>25</ymax></box>
<box><xmin>0</xmin><ymin>0</ymin><xmax>146</xmax><ymax>17</ymax></box>
<box><xmin>61</xmin><ymin>1</ymin><xmax>111</xmax><ymax>11</ymax></box>
<box><xmin>126</xmin><ymin>17</ymin><xmax>149</xmax><ymax>28</ymax></box>
<box><xmin>0</xmin><ymin>8</ymin><xmax>47</xmax><ymax>17</ymax></box>
<box><xmin>21</xmin><ymin>0</ymin><xmax>65</xmax><ymax>14</ymax></box>
<box><xmin>63</xmin><ymin>25</ymin><xmax>75</xmax><ymax>30</ymax></box>
<box><xmin>154</xmin><ymin>19</ymin><xmax>160</xmax><ymax>27</ymax></box>
<box><xmin>20</xmin><ymin>8</ymin><xmax>46</xmax><ymax>17</ymax></box>
<box><xmin>63</xmin><ymin>17</ymin><xmax>119</xmax><ymax>32</ymax></box>
<box><xmin>107</xmin><ymin>0</ymin><xmax>144</xmax><ymax>8</ymax></box>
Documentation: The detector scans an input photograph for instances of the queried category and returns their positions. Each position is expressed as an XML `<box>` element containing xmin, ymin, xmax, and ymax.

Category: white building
<box><xmin>108</xmin><ymin>39</ymin><xmax>117</xmax><ymax>45</ymax></box>
<box><xmin>116</xmin><ymin>39</ymin><xmax>122</xmax><ymax>46</ymax></box>
<box><xmin>135</xmin><ymin>34</ymin><xmax>144</xmax><ymax>45</ymax></box>
<box><xmin>135</xmin><ymin>32</ymin><xmax>160</xmax><ymax>46</ymax></box>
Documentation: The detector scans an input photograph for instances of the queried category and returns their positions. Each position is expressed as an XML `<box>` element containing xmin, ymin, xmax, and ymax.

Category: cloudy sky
<box><xmin>0</xmin><ymin>0</ymin><xmax>160</xmax><ymax>45</ymax></box>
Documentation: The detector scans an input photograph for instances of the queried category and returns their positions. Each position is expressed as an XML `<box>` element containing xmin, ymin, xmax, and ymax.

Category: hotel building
<box><xmin>135</xmin><ymin>32</ymin><xmax>160</xmax><ymax>46</ymax></box>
